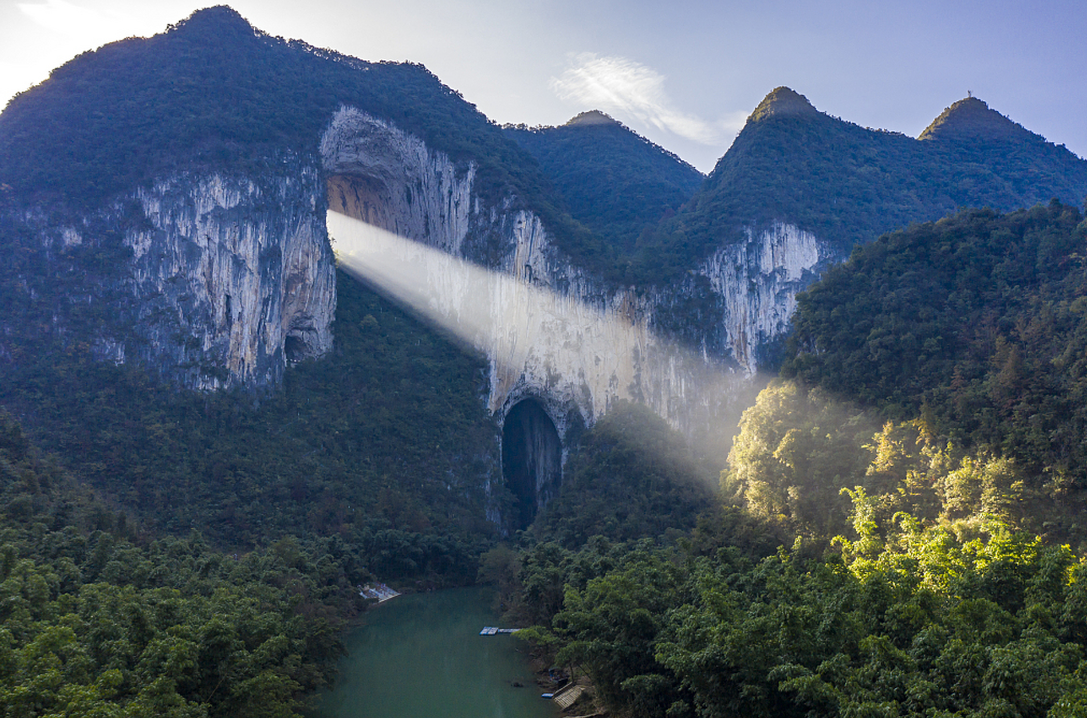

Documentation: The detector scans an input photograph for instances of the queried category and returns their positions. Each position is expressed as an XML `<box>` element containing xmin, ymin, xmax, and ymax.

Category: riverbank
<box><xmin>308</xmin><ymin>586</ymin><xmax>559</xmax><ymax>717</ymax></box>
<box><xmin>526</xmin><ymin>651</ymin><xmax>605</xmax><ymax>716</ymax></box>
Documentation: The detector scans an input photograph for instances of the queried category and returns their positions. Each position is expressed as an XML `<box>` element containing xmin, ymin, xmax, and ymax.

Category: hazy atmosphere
<box><xmin>2</xmin><ymin>0</ymin><xmax>1085</xmax><ymax>172</ymax></box>
<box><xmin>7</xmin><ymin>2</ymin><xmax>1087</xmax><ymax>716</ymax></box>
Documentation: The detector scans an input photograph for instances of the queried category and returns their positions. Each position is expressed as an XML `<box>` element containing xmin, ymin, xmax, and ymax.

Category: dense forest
<box><xmin>5</xmin><ymin>6</ymin><xmax>1087</xmax><ymax>717</ymax></box>
<box><xmin>643</xmin><ymin>89</ymin><xmax>1087</xmax><ymax>281</ymax></box>
<box><xmin>505</xmin><ymin>112</ymin><xmax>704</xmax><ymax>281</ymax></box>
<box><xmin>0</xmin><ymin>411</ymin><xmax>359</xmax><ymax>716</ymax></box>
<box><xmin>504</xmin><ymin>502</ymin><xmax>1087</xmax><ymax>718</ymax></box>
<box><xmin>0</xmin><ymin>6</ymin><xmax>603</xmax><ymax>270</ymax></box>
<box><xmin>783</xmin><ymin>202</ymin><xmax>1087</xmax><ymax>539</ymax></box>
<box><xmin>493</xmin><ymin>204</ymin><xmax>1087</xmax><ymax>718</ymax></box>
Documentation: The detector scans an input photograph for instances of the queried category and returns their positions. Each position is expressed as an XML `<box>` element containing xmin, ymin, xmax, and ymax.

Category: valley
<box><xmin>1</xmin><ymin>5</ymin><xmax>1087</xmax><ymax>717</ymax></box>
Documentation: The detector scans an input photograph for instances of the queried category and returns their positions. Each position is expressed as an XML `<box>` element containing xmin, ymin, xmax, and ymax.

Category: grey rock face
<box><xmin>14</xmin><ymin>105</ymin><xmax>825</xmax><ymax>414</ymax></box>
<box><xmin>323</xmin><ymin>107</ymin><xmax>475</xmax><ymax>256</ymax></box>
<box><xmin>697</xmin><ymin>222</ymin><xmax>831</xmax><ymax>369</ymax></box>
<box><xmin>16</xmin><ymin>155</ymin><xmax>336</xmax><ymax>391</ymax></box>
<box><xmin>124</xmin><ymin>162</ymin><xmax>336</xmax><ymax>390</ymax></box>
<box><xmin>323</xmin><ymin>109</ymin><xmax>825</xmax><ymax>444</ymax></box>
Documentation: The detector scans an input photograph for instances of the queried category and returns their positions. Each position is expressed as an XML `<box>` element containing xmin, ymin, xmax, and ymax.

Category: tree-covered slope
<box><xmin>773</xmin><ymin>202</ymin><xmax>1087</xmax><ymax>527</ymax></box>
<box><xmin>505</xmin><ymin>111</ymin><xmax>703</xmax><ymax>260</ymax></box>
<box><xmin>529</xmin><ymin>401</ymin><xmax>715</xmax><ymax>548</ymax></box>
<box><xmin>0</xmin><ymin>265</ymin><xmax>504</xmax><ymax>574</ymax></box>
<box><xmin>507</xmin><ymin>484</ymin><xmax>1087</xmax><ymax>718</ymax></box>
<box><xmin>660</xmin><ymin>88</ymin><xmax>1087</xmax><ymax>272</ymax></box>
<box><xmin>0</xmin><ymin>6</ymin><xmax>600</xmax><ymax>262</ymax></box>
<box><xmin>0</xmin><ymin>412</ymin><xmax>366</xmax><ymax>717</ymax></box>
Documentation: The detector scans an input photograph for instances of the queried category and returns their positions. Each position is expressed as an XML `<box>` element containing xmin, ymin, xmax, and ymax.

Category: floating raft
<box><xmin>360</xmin><ymin>583</ymin><xmax>400</xmax><ymax>602</ymax></box>
<box><xmin>479</xmin><ymin>626</ymin><xmax>522</xmax><ymax>635</ymax></box>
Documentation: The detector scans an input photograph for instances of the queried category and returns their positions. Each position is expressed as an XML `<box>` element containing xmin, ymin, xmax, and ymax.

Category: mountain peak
<box><xmin>749</xmin><ymin>87</ymin><xmax>819</xmax><ymax>122</ymax></box>
<box><xmin>919</xmin><ymin>96</ymin><xmax>1032</xmax><ymax>143</ymax></box>
<box><xmin>170</xmin><ymin>5</ymin><xmax>256</xmax><ymax>39</ymax></box>
<box><xmin>565</xmin><ymin>110</ymin><xmax>620</xmax><ymax>128</ymax></box>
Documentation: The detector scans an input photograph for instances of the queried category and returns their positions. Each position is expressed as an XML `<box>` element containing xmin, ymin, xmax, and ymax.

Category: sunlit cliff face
<box><xmin>331</xmin><ymin>210</ymin><xmax>598</xmax><ymax>525</ymax></box>
<box><xmin>328</xmin><ymin>210</ymin><xmax>654</xmax><ymax>402</ymax></box>
<box><xmin>328</xmin><ymin>211</ymin><xmax>656</xmax><ymax>526</ymax></box>
<box><xmin>328</xmin><ymin>210</ymin><xmax>759</xmax><ymax>524</ymax></box>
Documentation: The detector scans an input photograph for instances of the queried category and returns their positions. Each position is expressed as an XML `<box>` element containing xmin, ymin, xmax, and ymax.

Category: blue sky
<box><xmin>2</xmin><ymin>0</ymin><xmax>1085</xmax><ymax>173</ymax></box>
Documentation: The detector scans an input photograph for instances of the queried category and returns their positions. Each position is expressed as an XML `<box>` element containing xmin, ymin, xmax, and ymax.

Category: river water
<box><xmin>310</xmin><ymin>587</ymin><xmax>559</xmax><ymax>718</ymax></box>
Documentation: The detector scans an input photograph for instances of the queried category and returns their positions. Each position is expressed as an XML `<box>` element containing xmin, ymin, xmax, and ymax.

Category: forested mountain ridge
<box><xmin>504</xmin><ymin>111</ymin><xmax>703</xmax><ymax>266</ymax></box>
<box><xmin>0</xmin><ymin>5</ymin><xmax>560</xmax><ymax>217</ymax></box>
<box><xmin>503</xmin><ymin>205</ymin><xmax>1087</xmax><ymax>718</ymax></box>
<box><xmin>4</xmin><ymin>6</ymin><xmax>1087</xmax><ymax>717</ymax></box>
<box><xmin>920</xmin><ymin>95</ymin><xmax>1036</xmax><ymax>142</ymax></box>
<box><xmin>660</xmin><ymin>87</ymin><xmax>1087</xmax><ymax>273</ymax></box>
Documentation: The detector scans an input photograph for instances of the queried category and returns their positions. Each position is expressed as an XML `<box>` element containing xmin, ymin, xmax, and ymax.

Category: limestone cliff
<box><xmin>323</xmin><ymin>107</ymin><xmax>475</xmax><ymax>257</ymax></box>
<box><xmin>15</xmin><ymin>155</ymin><xmax>336</xmax><ymax>391</ymax></box>
<box><xmin>479</xmin><ymin>212</ymin><xmax>827</xmax><ymax>437</ymax></box>
<box><xmin>325</xmin><ymin>108</ymin><xmax>823</xmax><ymax>447</ymax></box>
<box><xmin>11</xmin><ymin>101</ymin><xmax>824</xmax><ymax>422</ymax></box>
<box><xmin>697</xmin><ymin>222</ymin><xmax>829</xmax><ymax>369</ymax></box>
<box><xmin>124</xmin><ymin>161</ymin><xmax>336</xmax><ymax>390</ymax></box>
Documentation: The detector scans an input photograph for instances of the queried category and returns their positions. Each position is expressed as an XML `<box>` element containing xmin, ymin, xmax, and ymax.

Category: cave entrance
<box><xmin>327</xmin><ymin>174</ymin><xmax>396</xmax><ymax>231</ymax></box>
<box><xmin>502</xmin><ymin>399</ymin><xmax>562</xmax><ymax>531</ymax></box>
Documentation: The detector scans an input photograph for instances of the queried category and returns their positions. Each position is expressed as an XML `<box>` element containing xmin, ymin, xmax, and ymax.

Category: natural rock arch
<box><xmin>501</xmin><ymin>398</ymin><xmax>563</xmax><ymax>531</ymax></box>
<box><xmin>321</xmin><ymin>107</ymin><xmax>476</xmax><ymax>256</ymax></box>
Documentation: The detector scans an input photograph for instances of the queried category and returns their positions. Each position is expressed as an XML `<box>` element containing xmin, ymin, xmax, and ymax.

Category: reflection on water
<box><xmin>310</xmin><ymin>587</ymin><xmax>558</xmax><ymax>718</ymax></box>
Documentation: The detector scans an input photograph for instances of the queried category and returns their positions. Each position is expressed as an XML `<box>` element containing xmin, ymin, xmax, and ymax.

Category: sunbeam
<box><xmin>329</xmin><ymin>210</ymin><xmax>654</xmax><ymax>414</ymax></box>
<box><xmin>328</xmin><ymin>210</ymin><xmax>765</xmax><ymax>464</ymax></box>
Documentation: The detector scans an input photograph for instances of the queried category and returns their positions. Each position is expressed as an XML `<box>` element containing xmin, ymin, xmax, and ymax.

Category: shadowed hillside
<box><xmin>506</xmin><ymin>112</ymin><xmax>703</xmax><ymax>269</ymax></box>
<box><xmin>647</xmin><ymin>87</ymin><xmax>1087</xmax><ymax>280</ymax></box>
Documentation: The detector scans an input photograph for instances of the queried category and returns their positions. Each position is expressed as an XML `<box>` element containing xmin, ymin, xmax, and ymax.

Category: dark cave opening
<box><xmin>284</xmin><ymin>335</ymin><xmax>307</xmax><ymax>362</ymax></box>
<box><xmin>501</xmin><ymin>399</ymin><xmax>562</xmax><ymax>531</ymax></box>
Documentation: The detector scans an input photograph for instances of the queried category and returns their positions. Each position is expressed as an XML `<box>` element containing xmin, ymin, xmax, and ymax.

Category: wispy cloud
<box><xmin>550</xmin><ymin>53</ymin><xmax>743</xmax><ymax>146</ymax></box>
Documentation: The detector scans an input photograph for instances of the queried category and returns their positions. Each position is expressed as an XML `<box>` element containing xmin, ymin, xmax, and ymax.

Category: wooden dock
<box><xmin>552</xmin><ymin>684</ymin><xmax>583</xmax><ymax>709</ymax></box>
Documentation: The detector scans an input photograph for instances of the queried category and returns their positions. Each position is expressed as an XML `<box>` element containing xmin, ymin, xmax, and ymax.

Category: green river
<box><xmin>310</xmin><ymin>587</ymin><xmax>559</xmax><ymax>718</ymax></box>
